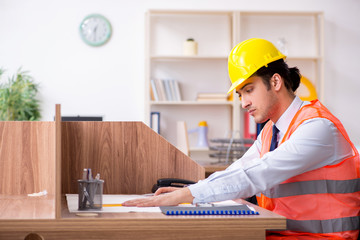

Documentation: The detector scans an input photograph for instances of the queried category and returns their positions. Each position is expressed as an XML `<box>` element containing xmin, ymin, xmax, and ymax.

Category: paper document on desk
<box><xmin>66</xmin><ymin>194</ymin><xmax>161</xmax><ymax>213</ymax></box>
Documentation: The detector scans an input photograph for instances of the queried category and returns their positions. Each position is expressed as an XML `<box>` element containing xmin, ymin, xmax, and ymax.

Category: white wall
<box><xmin>1</xmin><ymin>0</ymin><xmax>360</xmax><ymax>144</ymax></box>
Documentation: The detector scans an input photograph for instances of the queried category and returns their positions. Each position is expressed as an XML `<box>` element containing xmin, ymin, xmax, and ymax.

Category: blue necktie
<box><xmin>270</xmin><ymin>125</ymin><xmax>279</xmax><ymax>151</ymax></box>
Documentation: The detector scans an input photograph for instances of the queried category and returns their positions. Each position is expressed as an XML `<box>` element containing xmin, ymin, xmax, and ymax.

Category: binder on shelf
<box><xmin>160</xmin><ymin>204</ymin><xmax>259</xmax><ymax>216</ymax></box>
<box><xmin>150</xmin><ymin>112</ymin><xmax>160</xmax><ymax>134</ymax></box>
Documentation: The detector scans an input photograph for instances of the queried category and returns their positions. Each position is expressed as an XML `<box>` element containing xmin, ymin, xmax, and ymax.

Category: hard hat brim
<box><xmin>227</xmin><ymin>78</ymin><xmax>248</xmax><ymax>94</ymax></box>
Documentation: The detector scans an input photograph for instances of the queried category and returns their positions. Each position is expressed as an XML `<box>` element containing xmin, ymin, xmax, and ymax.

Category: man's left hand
<box><xmin>122</xmin><ymin>187</ymin><xmax>194</xmax><ymax>207</ymax></box>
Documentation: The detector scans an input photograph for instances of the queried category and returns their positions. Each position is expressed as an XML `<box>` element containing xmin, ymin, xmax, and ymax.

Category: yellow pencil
<box><xmin>103</xmin><ymin>203</ymin><xmax>123</xmax><ymax>207</ymax></box>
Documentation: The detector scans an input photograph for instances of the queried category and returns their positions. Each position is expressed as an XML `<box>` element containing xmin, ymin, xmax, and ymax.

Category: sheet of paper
<box><xmin>212</xmin><ymin>200</ymin><xmax>241</xmax><ymax>206</ymax></box>
<box><xmin>213</xmin><ymin>200</ymin><xmax>256</xmax><ymax>211</ymax></box>
<box><xmin>66</xmin><ymin>194</ymin><xmax>161</xmax><ymax>213</ymax></box>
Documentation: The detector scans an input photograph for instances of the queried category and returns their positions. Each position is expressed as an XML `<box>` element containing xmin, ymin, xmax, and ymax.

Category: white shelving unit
<box><xmin>145</xmin><ymin>10</ymin><xmax>324</xmax><ymax>164</ymax></box>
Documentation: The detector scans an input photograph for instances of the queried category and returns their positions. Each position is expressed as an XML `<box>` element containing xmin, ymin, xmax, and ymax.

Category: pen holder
<box><xmin>78</xmin><ymin>179</ymin><xmax>104</xmax><ymax>210</ymax></box>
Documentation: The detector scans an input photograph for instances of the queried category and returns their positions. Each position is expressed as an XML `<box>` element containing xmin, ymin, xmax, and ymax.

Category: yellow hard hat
<box><xmin>227</xmin><ymin>38</ymin><xmax>286</xmax><ymax>94</ymax></box>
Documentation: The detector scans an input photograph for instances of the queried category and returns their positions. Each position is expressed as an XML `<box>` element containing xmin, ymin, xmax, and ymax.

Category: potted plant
<box><xmin>0</xmin><ymin>68</ymin><xmax>41</xmax><ymax>121</ymax></box>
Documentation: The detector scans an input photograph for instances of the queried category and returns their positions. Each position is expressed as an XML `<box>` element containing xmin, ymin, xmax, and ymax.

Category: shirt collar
<box><xmin>274</xmin><ymin>96</ymin><xmax>307</xmax><ymax>141</ymax></box>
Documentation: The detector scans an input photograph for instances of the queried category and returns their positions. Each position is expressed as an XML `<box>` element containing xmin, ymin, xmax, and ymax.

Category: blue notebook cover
<box><xmin>160</xmin><ymin>204</ymin><xmax>259</xmax><ymax>215</ymax></box>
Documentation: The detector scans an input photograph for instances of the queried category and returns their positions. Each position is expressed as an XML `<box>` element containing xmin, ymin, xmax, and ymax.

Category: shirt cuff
<box><xmin>188</xmin><ymin>179</ymin><xmax>213</xmax><ymax>204</ymax></box>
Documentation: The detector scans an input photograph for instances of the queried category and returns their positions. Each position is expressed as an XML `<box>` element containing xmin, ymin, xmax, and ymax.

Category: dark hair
<box><xmin>253</xmin><ymin>59</ymin><xmax>301</xmax><ymax>92</ymax></box>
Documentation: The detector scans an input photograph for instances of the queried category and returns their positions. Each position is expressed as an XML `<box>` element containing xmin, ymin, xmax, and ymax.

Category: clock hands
<box><xmin>93</xmin><ymin>25</ymin><xmax>98</xmax><ymax>42</ymax></box>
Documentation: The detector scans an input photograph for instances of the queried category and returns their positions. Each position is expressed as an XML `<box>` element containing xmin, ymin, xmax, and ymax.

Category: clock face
<box><xmin>79</xmin><ymin>14</ymin><xmax>112</xmax><ymax>46</ymax></box>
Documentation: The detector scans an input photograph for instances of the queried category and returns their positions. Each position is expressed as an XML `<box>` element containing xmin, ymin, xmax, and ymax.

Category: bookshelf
<box><xmin>145</xmin><ymin>10</ymin><xmax>324</xmax><ymax>163</ymax></box>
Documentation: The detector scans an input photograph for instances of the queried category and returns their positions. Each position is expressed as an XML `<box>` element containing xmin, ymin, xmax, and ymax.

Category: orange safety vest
<box><xmin>257</xmin><ymin>100</ymin><xmax>360</xmax><ymax>240</ymax></box>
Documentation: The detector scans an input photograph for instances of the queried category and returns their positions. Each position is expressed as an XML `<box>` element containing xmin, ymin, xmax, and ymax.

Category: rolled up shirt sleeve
<box><xmin>188</xmin><ymin>118</ymin><xmax>353</xmax><ymax>204</ymax></box>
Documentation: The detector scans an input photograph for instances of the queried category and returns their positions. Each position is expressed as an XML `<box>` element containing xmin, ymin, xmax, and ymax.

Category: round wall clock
<box><xmin>79</xmin><ymin>14</ymin><xmax>112</xmax><ymax>46</ymax></box>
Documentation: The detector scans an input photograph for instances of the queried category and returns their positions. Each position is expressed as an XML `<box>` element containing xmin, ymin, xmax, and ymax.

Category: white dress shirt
<box><xmin>188</xmin><ymin>96</ymin><xmax>354</xmax><ymax>203</ymax></box>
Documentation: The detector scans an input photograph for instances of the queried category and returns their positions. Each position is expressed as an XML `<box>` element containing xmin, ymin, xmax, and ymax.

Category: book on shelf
<box><xmin>173</xmin><ymin>80</ymin><xmax>182</xmax><ymax>101</ymax></box>
<box><xmin>169</xmin><ymin>79</ymin><xmax>178</xmax><ymax>101</ymax></box>
<box><xmin>150</xmin><ymin>80</ymin><xmax>159</xmax><ymax>101</ymax></box>
<box><xmin>163</xmin><ymin>80</ymin><xmax>173</xmax><ymax>101</ymax></box>
<box><xmin>156</xmin><ymin>79</ymin><xmax>167</xmax><ymax>101</ymax></box>
<box><xmin>150</xmin><ymin>79</ymin><xmax>182</xmax><ymax>102</ymax></box>
<box><xmin>196</xmin><ymin>92</ymin><xmax>229</xmax><ymax>102</ymax></box>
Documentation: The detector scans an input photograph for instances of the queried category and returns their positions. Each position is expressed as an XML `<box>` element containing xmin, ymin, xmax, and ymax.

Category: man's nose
<box><xmin>241</xmin><ymin>97</ymin><xmax>250</xmax><ymax>109</ymax></box>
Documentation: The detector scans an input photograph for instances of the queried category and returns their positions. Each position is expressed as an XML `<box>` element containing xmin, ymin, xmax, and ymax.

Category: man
<box><xmin>124</xmin><ymin>38</ymin><xmax>360</xmax><ymax>239</ymax></box>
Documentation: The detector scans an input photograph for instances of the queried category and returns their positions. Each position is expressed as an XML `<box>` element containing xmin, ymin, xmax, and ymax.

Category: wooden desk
<box><xmin>0</xmin><ymin>107</ymin><xmax>286</xmax><ymax>239</ymax></box>
<box><xmin>0</xmin><ymin>195</ymin><xmax>286</xmax><ymax>240</ymax></box>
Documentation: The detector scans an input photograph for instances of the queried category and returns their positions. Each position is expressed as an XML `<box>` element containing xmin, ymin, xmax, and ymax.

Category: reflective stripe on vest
<box><xmin>258</xmin><ymin>100</ymin><xmax>360</xmax><ymax>238</ymax></box>
<box><xmin>287</xmin><ymin>216</ymin><xmax>360</xmax><ymax>234</ymax></box>
<box><xmin>263</xmin><ymin>178</ymin><xmax>360</xmax><ymax>198</ymax></box>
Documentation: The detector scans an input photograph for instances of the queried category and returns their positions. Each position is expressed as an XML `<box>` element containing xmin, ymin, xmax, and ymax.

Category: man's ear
<box><xmin>271</xmin><ymin>73</ymin><xmax>282</xmax><ymax>91</ymax></box>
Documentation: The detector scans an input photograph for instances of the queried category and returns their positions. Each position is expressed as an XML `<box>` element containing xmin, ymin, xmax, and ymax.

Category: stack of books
<box><xmin>196</xmin><ymin>92</ymin><xmax>229</xmax><ymax>102</ymax></box>
<box><xmin>150</xmin><ymin>79</ymin><xmax>182</xmax><ymax>101</ymax></box>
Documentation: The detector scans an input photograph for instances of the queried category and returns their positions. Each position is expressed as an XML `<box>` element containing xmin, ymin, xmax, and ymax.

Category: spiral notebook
<box><xmin>160</xmin><ymin>203</ymin><xmax>259</xmax><ymax>216</ymax></box>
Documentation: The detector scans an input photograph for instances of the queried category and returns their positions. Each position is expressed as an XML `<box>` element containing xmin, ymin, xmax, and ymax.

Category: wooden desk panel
<box><xmin>61</xmin><ymin>122</ymin><xmax>205</xmax><ymax>195</ymax></box>
<box><xmin>0</xmin><ymin>122</ymin><xmax>55</xmax><ymax>195</ymax></box>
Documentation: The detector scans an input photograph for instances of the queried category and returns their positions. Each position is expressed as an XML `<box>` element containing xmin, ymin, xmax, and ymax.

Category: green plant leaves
<box><xmin>0</xmin><ymin>68</ymin><xmax>41</xmax><ymax>121</ymax></box>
